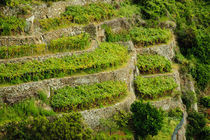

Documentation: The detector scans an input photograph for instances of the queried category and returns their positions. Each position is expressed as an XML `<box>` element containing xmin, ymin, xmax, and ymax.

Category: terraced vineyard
<box><xmin>0</xmin><ymin>0</ymin><xmax>190</xmax><ymax>139</ymax></box>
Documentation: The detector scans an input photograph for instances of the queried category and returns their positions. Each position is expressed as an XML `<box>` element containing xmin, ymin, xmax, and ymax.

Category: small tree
<box><xmin>130</xmin><ymin>101</ymin><xmax>164</xmax><ymax>139</ymax></box>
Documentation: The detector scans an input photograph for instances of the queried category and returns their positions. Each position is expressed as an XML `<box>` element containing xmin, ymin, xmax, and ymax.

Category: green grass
<box><xmin>137</xmin><ymin>54</ymin><xmax>172</xmax><ymax>74</ymax></box>
<box><xmin>135</xmin><ymin>76</ymin><xmax>178</xmax><ymax>99</ymax></box>
<box><xmin>0</xmin><ymin>33</ymin><xmax>90</xmax><ymax>59</ymax></box>
<box><xmin>50</xmin><ymin>81</ymin><xmax>128</xmax><ymax>112</ymax></box>
<box><xmin>0</xmin><ymin>42</ymin><xmax>128</xmax><ymax>85</ymax></box>
<box><xmin>0</xmin><ymin>98</ymin><xmax>55</xmax><ymax>125</ymax></box>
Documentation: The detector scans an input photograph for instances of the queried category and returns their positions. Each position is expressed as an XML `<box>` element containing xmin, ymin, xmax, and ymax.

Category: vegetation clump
<box><xmin>1</xmin><ymin>112</ymin><xmax>92</xmax><ymax>140</ymax></box>
<box><xmin>137</xmin><ymin>54</ymin><xmax>172</xmax><ymax>74</ymax></box>
<box><xmin>39</xmin><ymin>3</ymin><xmax>116</xmax><ymax>31</ymax></box>
<box><xmin>135</xmin><ymin>76</ymin><xmax>177</xmax><ymax>99</ymax></box>
<box><xmin>0</xmin><ymin>33</ymin><xmax>90</xmax><ymax>59</ymax></box>
<box><xmin>200</xmin><ymin>96</ymin><xmax>210</xmax><ymax>108</ymax></box>
<box><xmin>0</xmin><ymin>16</ymin><xmax>26</xmax><ymax>36</ymax></box>
<box><xmin>130</xmin><ymin>101</ymin><xmax>164</xmax><ymax>139</ymax></box>
<box><xmin>0</xmin><ymin>42</ymin><xmax>128</xmax><ymax>85</ymax></box>
<box><xmin>50</xmin><ymin>81</ymin><xmax>128</xmax><ymax>111</ymax></box>
<box><xmin>0</xmin><ymin>96</ymin><xmax>55</xmax><ymax>125</ymax></box>
<box><xmin>104</xmin><ymin>26</ymin><xmax>172</xmax><ymax>47</ymax></box>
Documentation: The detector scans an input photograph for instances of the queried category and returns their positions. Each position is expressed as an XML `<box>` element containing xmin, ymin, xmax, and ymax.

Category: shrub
<box><xmin>137</xmin><ymin>54</ymin><xmax>172</xmax><ymax>74</ymax></box>
<box><xmin>200</xmin><ymin>96</ymin><xmax>210</xmax><ymax>108</ymax></box>
<box><xmin>135</xmin><ymin>76</ymin><xmax>177</xmax><ymax>99</ymax></box>
<box><xmin>50</xmin><ymin>81</ymin><xmax>128</xmax><ymax>111</ymax></box>
<box><xmin>186</xmin><ymin>111</ymin><xmax>207</xmax><ymax>140</ymax></box>
<box><xmin>104</xmin><ymin>27</ymin><xmax>172</xmax><ymax>47</ymax></box>
<box><xmin>113</xmin><ymin>110</ymin><xmax>131</xmax><ymax>128</ymax></box>
<box><xmin>181</xmin><ymin>91</ymin><xmax>196</xmax><ymax>111</ymax></box>
<box><xmin>0</xmin><ymin>33</ymin><xmax>90</xmax><ymax>59</ymax></box>
<box><xmin>130</xmin><ymin>101</ymin><xmax>164</xmax><ymax>138</ymax></box>
<box><xmin>129</xmin><ymin>27</ymin><xmax>172</xmax><ymax>46</ymax></box>
<box><xmin>168</xmin><ymin>107</ymin><xmax>183</xmax><ymax>119</ymax></box>
<box><xmin>0</xmin><ymin>42</ymin><xmax>128</xmax><ymax>85</ymax></box>
<box><xmin>104</xmin><ymin>26</ymin><xmax>131</xmax><ymax>42</ymax></box>
<box><xmin>0</xmin><ymin>16</ymin><xmax>26</xmax><ymax>36</ymax></box>
<box><xmin>48</xmin><ymin>33</ymin><xmax>90</xmax><ymax>53</ymax></box>
<box><xmin>0</xmin><ymin>98</ymin><xmax>55</xmax><ymax>124</ymax></box>
<box><xmin>0</xmin><ymin>44</ymin><xmax>46</xmax><ymax>59</ymax></box>
<box><xmin>40</xmin><ymin>3</ymin><xmax>117</xmax><ymax>31</ymax></box>
<box><xmin>1</xmin><ymin>113</ymin><xmax>93</xmax><ymax>140</ymax></box>
<box><xmin>190</xmin><ymin>63</ymin><xmax>210</xmax><ymax>90</ymax></box>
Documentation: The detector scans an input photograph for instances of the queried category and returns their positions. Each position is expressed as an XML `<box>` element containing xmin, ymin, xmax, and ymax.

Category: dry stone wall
<box><xmin>0</xmin><ymin>0</ymin><xmax>120</xmax><ymax>19</ymax></box>
<box><xmin>0</xmin><ymin>40</ymin><xmax>98</xmax><ymax>64</ymax></box>
<box><xmin>0</xmin><ymin>51</ymin><xmax>136</xmax><ymax>104</ymax></box>
<box><xmin>136</xmin><ymin>36</ymin><xmax>176</xmax><ymax>61</ymax></box>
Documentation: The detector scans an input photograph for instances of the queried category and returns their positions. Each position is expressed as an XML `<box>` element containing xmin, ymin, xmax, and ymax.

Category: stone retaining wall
<box><xmin>0</xmin><ymin>40</ymin><xmax>98</xmax><ymax>64</ymax></box>
<box><xmin>142</xmin><ymin>68</ymin><xmax>181</xmax><ymax>91</ymax></box>
<box><xmin>135</xmin><ymin>36</ymin><xmax>176</xmax><ymax>61</ymax></box>
<box><xmin>0</xmin><ymin>17</ymin><xmax>129</xmax><ymax>46</ymax></box>
<box><xmin>150</xmin><ymin>96</ymin><xmax>184</xmax><ymax>111</ymax></box>
<box><xmin>0</xmin><ymin>0</ymin><xmax>121</xmax><ymax>19</ymax></box>
<box><xmin>0</xmin><ymin>51</ymin><xmax>136</xmax><ymax>104</ymax></box>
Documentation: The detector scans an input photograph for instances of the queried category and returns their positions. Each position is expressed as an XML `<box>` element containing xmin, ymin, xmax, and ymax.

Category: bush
<box><xmin>40</xmin><ymin>3</ymin><xmax>117</xmax><ymax>31</ymax></box>
<box><xmin>0</xmin><ymin>42</ymin><xmax>128</xmax><ymax>85</ymax></box>
<box><xmin>168</xmin><ymin>107</ymin><xmax>183</xmax><ymax>119</ymax></box>
<box><xmin>129</xmin><ymin>27</ymin><xmax>172</xmax><ymax>46</ymax></box>
<box><xmin>0</xmin><ymin>98</ymin><xmax>55</xmax><ymax>124</ymax></box>
<box><xmin>200</xmin><ymin>96</ymin><xmax>210</xmax><ymax>108</ymax></box>
<box><xmin>135</xmin><ymin>76</ymin><xmax>177</xmax><ymax>99</ymax></box>
<box><xmin>113</xmin><ymin>110</ymin><xmax>131</xmax><ymax>128</ymax></box>
<box><xmin>0</xmin><ymin>33</ymin><xmax>90</xmax><ymax>59</ymax></box>
<box><xmin>1</xmin><ymin>113</ymin><xmax>93</xmax><ymax>140</ymax></box>
<box><xmin>186</xmin><ymin>111</ymin><xmax>207</xmax><ymax>140</ymax></box>
<box><xmin>190</xmin><ymin>63</ymin><xmax>210</xmax><ymax>90</ymax></box>
<box><xmin>181</xmin><ymin>91</ymin><xmax>196</xmax><ymax>111</ymax></box>
<box><xmin>137</xmin><ymin>54</ymin><xmax>172</xmax><ymax>74</ymax></box>
<box><xmin>0</xmin><ymin>16</ymin><xmax>26</xmax><ymax>36</ymax></box>
<box><xmin>130</xmin><ymin>101</ymin><xmax>164</xmax><ymax>138</ymax></box>
<box><xmin>104</xmin><ymin>26</ymin><xmax>131</xmax><ymax>42</ymax></box>
<box><xmin>50</xmin><ymin>81</ymin><xmax>128</xmax><ymax>111</ymax></box>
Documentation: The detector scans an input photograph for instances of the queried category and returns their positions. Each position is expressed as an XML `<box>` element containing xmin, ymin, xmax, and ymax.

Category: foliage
<box><xmin>190</xmin><ymin>63</ymin><xmax>210</xmax><ymax>90</ymax></box>
<box><xmin>37</xmin><ymin>90</ymin><xmax>48</xmax><ymax>104</ymax></box>
<box><xmin>200</xmin><ymin>96</ymin><xmax>210</xmax><ymax>108</ymax></box>
<box><xmin>186</xmin><ymin>111</ymin><xmax>207</xmax><ymax>140</ymax></box>
<box><xmin>0</xmin><ymin>42</ymin><xmax>128</xmax><ymax>85</ymax></box>
<box><xmin>113</xmin><ymin>110</ymin><xmax>131</xmax><ymax>128</ymax></box>
<box><xmin>0</xmin><ymin>16</ymin><xmax>26</xmax><ymax>36</ymax></box>
<box><xmin>0</xmin><ymin>98</ymin><xmax>55</xmax><ymax>124</ymax></box>
<box><xmin>104</xmin><ymin>26</ymin><xmax>131</xmax><ymax>42</ymax></box>
<box><xmin>40</xmin><ymin>3</ymin><xmax>117</xmax><ymax>31</ymax></box>
<box><xmin>130</xmin><ymin>101</ymin><xmax>164</xmax><ymax>138</ymax></box>
<box><xmin>129</xmin><ymin>27</ymin><xmax>172</xmax><ymax>46</ymax></box>
<box><xmin>168</xmin><ymin>107</ymin><xmax>183</xmax><ymax>119</ymax></box>
<box><xmin>104</xmin><ymin>26</ymin><xmax>172</xmax><ymax>47</ymax></box>
<box><xmin>100</xmin><ymin>118</ymin><xmax>119</xmax><ymax>136</ymax></box>
<box><xmin>135</xmin><ymin>76</ymin><xmax>177</xmax><ymax>99</ymax></box>
<box><xmin>117</xmin><ymin>2</ymin><xmax>141</xmax><ymax>18</ymax></box>
<box><xmin>137</xmin><ymin>54</ymin><xmax>172</xmax><ymax>74</ymax></box>
<box><xmin>1</xmin><ymin>113</ymin><xmax>93</xmax><ymax>140</ymax></box>
<box><xmin>50</xmin><ymin>81</ymin><xmax>128</xmax><ymax>111</ymax></box>
<box><xmin>0</xmin><ymin>44</ymin><xmax>46</xmax><ymax>59</ymax></box>
<box><xmin>0</xmin><ymin>33</ymin><xmax>90</xmax><ymax>59</ymax></box>
<box><xmin>48</xmin><ymin>33</ymin><xmax>90</xmax><ymax>53</ymax></box>
<box><xmin>181</xmin><ymin>91</ymin><xmax>197</xmax><ymax>111</ymax></box>
<box><xmin>145</xmin><ymin>116</ymin><xmax>180</xmax><ymax>140</ymax></box>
